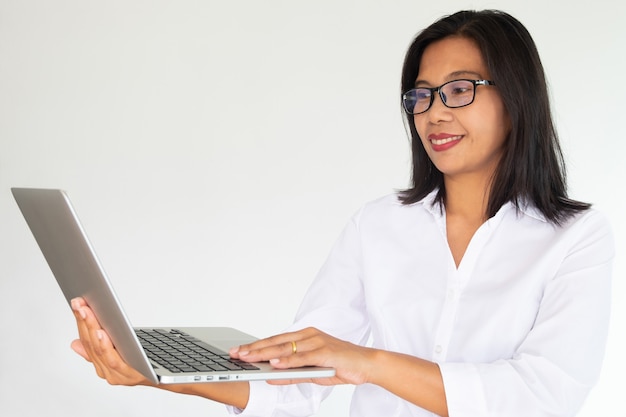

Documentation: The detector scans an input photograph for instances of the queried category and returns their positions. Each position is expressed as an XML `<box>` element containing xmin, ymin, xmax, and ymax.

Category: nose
<box><xmin>424</xmin><ymin>90</ymin><xmax>452</xmax><ymax>123</ymax></box>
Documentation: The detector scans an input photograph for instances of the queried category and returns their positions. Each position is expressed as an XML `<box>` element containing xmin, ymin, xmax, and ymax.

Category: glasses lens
<box><xmin>440</xmin><ymin>80</ymin><xmax>475</xmax><ymax>108</ymax></box>
<box><xmin>403</xmin><ymin>89</ymin><xmax>432</xmax><ymax>114</ymax></box>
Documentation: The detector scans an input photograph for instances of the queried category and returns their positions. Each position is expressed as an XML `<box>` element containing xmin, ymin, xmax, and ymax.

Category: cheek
<box><xmin>494</xmin><ymin>113</ymin><xmax>512</xmax><ymax>147</ymax></box>
<box><xmin>477</xmin><ymin>102</ymin><xmax>511</xmax><ymax>147</ymax></box>
<box><xmin>492</xmin><ymin>97</ymin><xmax>511</xmax><ymax>136</ymax></box>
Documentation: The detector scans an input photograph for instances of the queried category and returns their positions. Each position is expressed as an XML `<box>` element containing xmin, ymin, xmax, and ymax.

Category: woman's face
<box><xmin>413</xmin><ymin>36</ymin><xmax>511</xmax><ymax>184</ymax></box>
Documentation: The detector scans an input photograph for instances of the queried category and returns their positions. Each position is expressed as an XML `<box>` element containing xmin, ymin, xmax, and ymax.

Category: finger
<box><xmin>239</xmin><ymin>338</ymin><xmax>310</xmax><ymax>363</ymax></box>
<box><xmin>70</xmin><ymin>298</ymin><xmax>137</xmax><ymax>385</ymax></box>
<box><xmin>95</xmin><ymin>328</ymin><xmax>151</xmax><ymax>386</ymax></box>
<box><xmin>70</xmin><ymin>339</ymin><xmax>91</xmax><ymax>361</ymax></box>
<box><xmin>85</xmin><ymin>329</ymin><xmax>108</xmax><ymax>379</ymax></box>
<box><xmin>268</xmin><ymin>347</ymin><xmax>326</xmax><ymax>369</ymax></box>
<box><xmin>71</xmin><ymin>299</ymin><xmax>96</xmax><ymax>344</ymax></box>
<box><xmin>82</xmin><ymin>313</ymin><xmax>124</xmax><ymax>379</ymax></box>
<box><xmin>71</xmin><ymin>303</ymin><xmax>96</xmax><ymax>360</ymax></box>
<box><xmin>72</xmin><ymin>305</ymin><xmax>98</xmax><ymax>355</ymax></box>
<box><xmin>70</xmin><ymin>301</ymin><xmax>110</xmax><ymax>378</ymax></box>
<box><xmin>234</xmin><ymin>331</ymin><xmax>302</xmax><ymax>354</ymax></box>
<box><xmin>71</xmin><ymin>315</ymin><xmax>104</xmax><ymax>378</ymax></box>
<box><xmin>232</xmin><ymin>328</ymin><xmax>316</xmax><ymax>360</ymax></box>
<box><xmin>71</xmin><ymin>297</ymin><xmax>88</xmax><ymax>309</ymax></box>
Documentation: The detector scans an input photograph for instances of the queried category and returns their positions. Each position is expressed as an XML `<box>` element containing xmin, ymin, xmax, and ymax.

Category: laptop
<box><xmin>12</xmin><ymin>187</ymin><xmax>335</xmax><ymax>384</ymax></box>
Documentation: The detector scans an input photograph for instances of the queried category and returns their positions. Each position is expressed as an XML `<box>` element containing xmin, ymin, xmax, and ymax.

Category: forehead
<box><xmin>416</xmin><ymin>36</ymin><xmax>489</xmax><ymax>85</ymax></box>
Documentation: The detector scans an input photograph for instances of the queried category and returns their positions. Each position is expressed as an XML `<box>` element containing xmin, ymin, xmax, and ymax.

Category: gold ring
<box><xmin>291</xmin><ymin>340</ymin><xmax>297</xmax><ymax>354</ymax></box>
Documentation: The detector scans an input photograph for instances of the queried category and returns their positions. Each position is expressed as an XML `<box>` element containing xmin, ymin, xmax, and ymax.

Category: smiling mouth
<box><xmin>430</xmin><ymin>135</ymin><xmax>462</xmax><ymax>145</ymax></box>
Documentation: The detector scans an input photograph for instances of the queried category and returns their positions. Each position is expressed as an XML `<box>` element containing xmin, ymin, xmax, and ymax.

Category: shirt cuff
<box><xmin>226</xmin><ymin>381</ymin><xmax>279</xmax><ymax>417</ymax></box>
<box><xmin>438</xmin><ymin>362</ymin><xmax>488</xmax><ymax>416</ymax></box>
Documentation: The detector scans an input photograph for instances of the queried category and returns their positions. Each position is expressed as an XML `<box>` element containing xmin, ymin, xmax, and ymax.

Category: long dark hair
<box><xmin>398</xmin><ymin>10</ymin><xmax>590</xmax><ymax>224</ymax></box>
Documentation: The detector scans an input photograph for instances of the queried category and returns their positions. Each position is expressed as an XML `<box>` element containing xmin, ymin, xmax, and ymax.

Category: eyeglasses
<box><xmin>402</xmin><ymin>79</ymin><xmax>496</xmax><ymax>115</ymax></box>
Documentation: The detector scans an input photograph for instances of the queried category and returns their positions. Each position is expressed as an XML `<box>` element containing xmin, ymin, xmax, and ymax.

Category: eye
<box><xmin>445</xmin><ymin>81</ymin><xmax>474</xmax><ymax>97</ymax></box>
<box><xmin>415</xmin><ymin>89</ymin><xmax>432</xmax><ymax>102</ymax></box>
<box><xmin>451</xmin><ymin>86</ymin><xmax>470</xmax><ymax>95</ymax></box>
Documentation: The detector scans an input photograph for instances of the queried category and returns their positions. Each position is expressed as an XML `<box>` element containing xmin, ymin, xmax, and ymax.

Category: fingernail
<box><xmin>78</xmin><ymin>308</ymin><xmax>86</xmax><ymax>320</ymax></box>
<box><xmin>70</xmin><ymin>299</ymin><xmax>79</xmax><ymax>310</ymax></box>
<box><xmin>96</xmin><ymin>330</ymin><xmax>104</xmax><ymax>341</ymax></box>
<box><xmin>238</xmin><ymin>350</ymin><xmax>249</xmax><ymax>356</ymax></box>
<box><xmin>270</xmin><ymin>358</ymin><xmax>280</xmax><ymax>365</ymax></box>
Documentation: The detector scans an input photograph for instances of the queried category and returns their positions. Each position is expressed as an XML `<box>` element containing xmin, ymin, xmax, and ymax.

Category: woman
<box><xmin>71</xmin><ymin>10</ymin><xmax>614</xmax><ymax>416</ymax></box>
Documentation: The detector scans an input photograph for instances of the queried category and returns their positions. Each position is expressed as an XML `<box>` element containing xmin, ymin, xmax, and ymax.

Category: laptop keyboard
<box><xmin>135</xmin><ymin>328</ymin><xmax>260</xmax><ymax>373</ymax></box>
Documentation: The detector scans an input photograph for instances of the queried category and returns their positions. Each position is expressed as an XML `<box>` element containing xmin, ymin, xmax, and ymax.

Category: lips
<box><xmin>427</xmin><ymin>134</ymin><xmax>463</xmax><ymax>151</ymax></box>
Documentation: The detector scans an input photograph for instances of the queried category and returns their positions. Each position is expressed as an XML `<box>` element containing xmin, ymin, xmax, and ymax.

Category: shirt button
<box><xmin>434</xmin><ymin>345</ymin><xmax>443</xmax><ymax>354</ymax></box>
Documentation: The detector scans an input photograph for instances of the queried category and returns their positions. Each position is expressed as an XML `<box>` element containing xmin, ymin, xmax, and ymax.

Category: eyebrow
<box><xmin>415</xmin><ymin>70</ymin><xmax>485</xmax><ymax>87</ymax></box>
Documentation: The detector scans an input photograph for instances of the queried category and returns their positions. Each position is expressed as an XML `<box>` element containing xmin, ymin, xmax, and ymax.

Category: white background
<box><xmin>1</xmin><ymin>1</ymin><xmax>624</xmax><ymax>416</ymax></box>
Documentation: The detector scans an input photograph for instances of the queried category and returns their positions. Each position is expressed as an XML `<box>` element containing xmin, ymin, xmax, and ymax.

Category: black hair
<box><xmin>398</xmin><ymin>9</ymin><xmax>590</xmax><ymax>224</ymax></box>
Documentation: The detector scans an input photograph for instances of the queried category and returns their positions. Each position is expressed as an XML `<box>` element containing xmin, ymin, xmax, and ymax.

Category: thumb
<box><xmin>70</xmin><ymin>339</ymin><xmax>91</xmax><ymax>361</ymax></box>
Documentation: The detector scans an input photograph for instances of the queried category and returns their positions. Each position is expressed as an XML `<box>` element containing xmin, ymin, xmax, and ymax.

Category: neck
<box><xmin>443</xmin><ymin>174</ymin><xmax>493</xmax><ymax>222</ymax></box>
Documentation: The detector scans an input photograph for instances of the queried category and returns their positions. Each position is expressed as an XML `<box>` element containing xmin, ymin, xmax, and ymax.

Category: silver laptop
<box><xmin>12</xmin><ymin>187</ymin><xmax>335</xmax><ymax>384</ymax></box>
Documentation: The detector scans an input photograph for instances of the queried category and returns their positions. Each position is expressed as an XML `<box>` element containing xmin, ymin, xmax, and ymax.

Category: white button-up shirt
<box><xmin>233</xmin><ymin>191</ymin><xmax>614</xmax><ymax>417</ymax></box>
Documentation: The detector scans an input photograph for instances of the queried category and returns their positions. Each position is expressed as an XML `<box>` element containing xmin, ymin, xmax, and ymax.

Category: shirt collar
<box><xmin>414</xmin><ymin>188</ymin><xmax>548</xmax><ymax>224</ymax></box>
<box><xmin>511</xmin><ymin>198</ymin><xmax>548</xmax><ymax>223</ymax></box>
<box><xmin>418</xmin><ymin>189</ymin><xmax>444</xmax><ymax>218</ymax></box>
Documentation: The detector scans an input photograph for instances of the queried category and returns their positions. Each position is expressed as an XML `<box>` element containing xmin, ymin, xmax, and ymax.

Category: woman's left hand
<box><xmin>229</xmin><ymin>327</ymin><xmax>376</xmax><ymax>386</ymax></box>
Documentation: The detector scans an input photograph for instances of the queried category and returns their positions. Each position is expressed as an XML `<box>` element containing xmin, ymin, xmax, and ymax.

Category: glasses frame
<box><xmin>402</xmin><ymin>79</ymin><xmax>496</xmax><ymax>115</ymax></box>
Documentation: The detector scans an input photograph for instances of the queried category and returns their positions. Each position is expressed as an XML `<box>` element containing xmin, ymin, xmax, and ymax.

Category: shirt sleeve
<box><xmin>229</xmin><ymin>212</ymin><xmax>371</xmax><ymax>417</ymax></box>
<box><xmin>439</xmin><ymin>210</ymin><xmax>614</xmax><ymax>416</ymax></box>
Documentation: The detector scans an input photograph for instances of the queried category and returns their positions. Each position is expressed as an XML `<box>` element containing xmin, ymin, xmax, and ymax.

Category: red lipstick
<box><xmin>427</xmin><ymin>133</ymin><xmax>463</xmax><ymax>152</ymax></box>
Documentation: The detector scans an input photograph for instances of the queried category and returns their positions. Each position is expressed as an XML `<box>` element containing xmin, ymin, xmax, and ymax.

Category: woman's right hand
<box><xmin>70</xmin><ymin>297</ymin><xmax>153</xmax><ymax>387</ymax></box>
<box><xmin>70</xmin><ymin>297</ymin><xmax>250</xmax><ymax>409</ymax></box>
